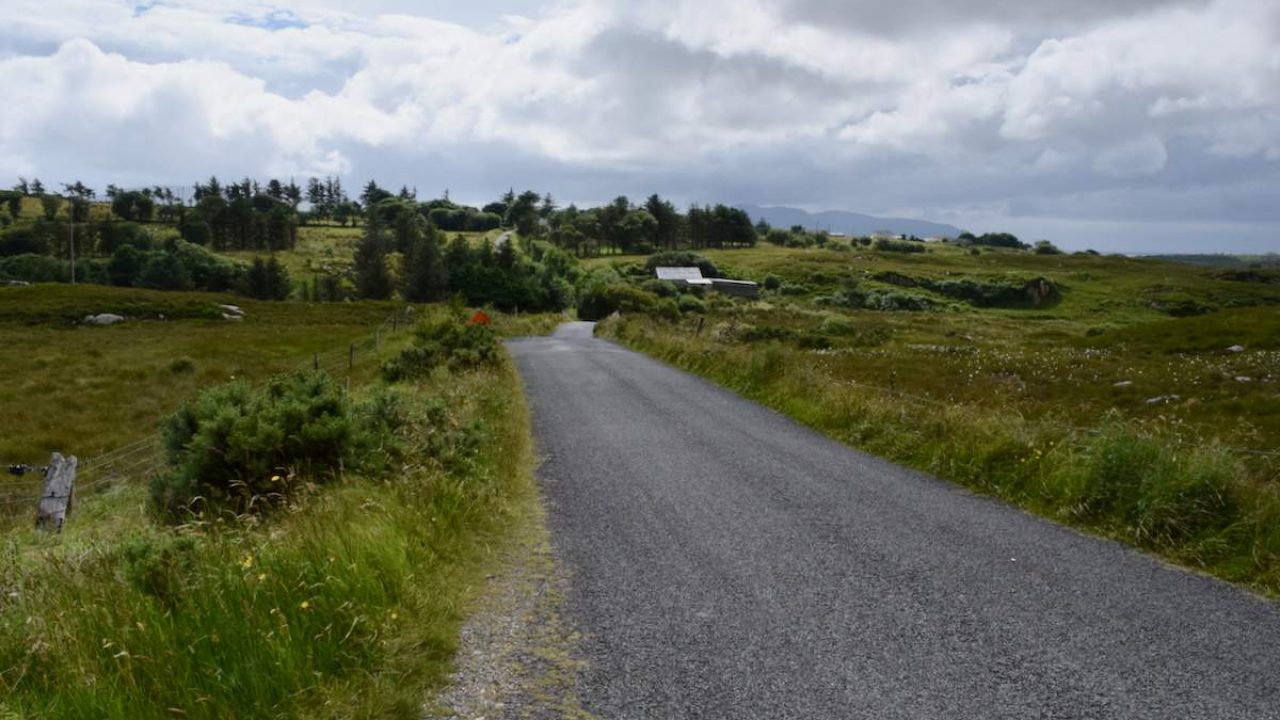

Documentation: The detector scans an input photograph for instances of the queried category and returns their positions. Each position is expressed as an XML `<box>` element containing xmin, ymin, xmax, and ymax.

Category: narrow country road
<box><xmin>506</xmin><ymin>322</ymin><xmax>1280</xmax><ymax>719</ymax></box>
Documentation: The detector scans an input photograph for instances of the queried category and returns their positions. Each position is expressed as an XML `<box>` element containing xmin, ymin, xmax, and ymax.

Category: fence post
<box><xmin>36</xmin><ymin>453</ymin><xmax>77</xmax><ymax>532</ymax></box>
<box><xmin>349</xmin><ymin>343</ymin><xmax>355</xmax><ymax>370</ymax></box>
<box><xmin>313</xmin><ymin>353</ymin><xmax>319</xmax><ymax>371</ymax></box>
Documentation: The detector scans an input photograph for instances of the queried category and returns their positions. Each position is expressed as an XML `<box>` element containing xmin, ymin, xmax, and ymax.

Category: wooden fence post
<box><xmin>36</xmin><ymin>453</ymin><xmax>77</xmax><ymax>532</ymax></box>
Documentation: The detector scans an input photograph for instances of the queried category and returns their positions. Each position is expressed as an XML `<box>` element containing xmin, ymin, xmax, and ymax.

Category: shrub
<box><xmin>381</xmin><ymin>316</ymin><xmax>501</xmax><ymax>382</ymax></box>
<box><xmin>778</xmin><ymin>283</ymin><xmax>809</xmax><ymax>296</ymax></box>
<box><xmin>96</xmin><ymin>221</ymin><xmax>153</xmax><ymax>255</ymax></box>
<box><xmin>1034</xmin><ymin>240</ymin><xmax>1063</xmax><ymax>255</ymax></box>
<box><xmin>577</xmin><ymin>283</ymin><xmax>673</xmax><ymax>321</ymax></box>
<box><xmin>240</xmin><ymin>256</ymin><xmax>291</xmax><ymax>300</ymax></box>
<box><xmin>677</xmin><ymin>295</ymin><xmax>706</xmax><ymax>314</ymax></box>
<box><xmin>872</xmin><ymin>238</ymin><xmax>926</xmax><ymax>253</ymax></box>
<box><xmin>864</xmin><ymin>291</ymin><xmax>936</xmax><ymax>312</ymax></box>
<box><xmin>139</xmin><ymin>251</ymin><xmax>194</xmax><ymax>291</ymax></box>
<box><xmin>0</xmin><ymin>224</ymin><xmax>50</xmax><ymax>257</ymax></box>
<box><xmin>763</xmin><ymin>274</ymin><xmax>782</xmax><ymax>291</ymax></box>
<box><xmin>819</xmin><ymin>315</ymin><xmax>856</xmax><ymax>335</ymax></box>
<box><xmin>641</xmin><ymin>279</ymin><xmax>680</xmax><ymax>298</ymax></box>
<box><xmin>0</xmin><ymin>253</ymin><xmax>64</xmax><ymax>282</ymax></box>
<box><xmin>152</xmin><ymin>371</ymin><xmax>362</xmax><ymax>519</ymax></box>
<box><xmin>168</xmin><ymin>356</ymin><xmax>196</xmax><ymax>374</ymax></box>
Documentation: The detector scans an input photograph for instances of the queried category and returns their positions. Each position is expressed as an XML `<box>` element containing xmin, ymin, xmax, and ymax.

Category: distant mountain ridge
<box><xmin>739</xmin><ymin>204</ymin><xmax>963</xmax><ymax>239</ymax></box>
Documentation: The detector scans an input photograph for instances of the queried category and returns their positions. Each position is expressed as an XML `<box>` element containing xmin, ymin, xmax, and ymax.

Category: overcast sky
<box><xmin>3</xmin><ymin>0</ymin><xmax>1278</xmax><ymax>252</ymax></box>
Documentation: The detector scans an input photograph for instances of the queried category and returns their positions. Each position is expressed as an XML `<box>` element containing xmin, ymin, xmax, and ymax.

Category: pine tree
<box><xmin>403</xmin><ymin>225</ymin><xmax>448</xmax><ymax>302</ymax></box>
<box><xmin>354</xmin><ymin>212</ymin><xmax>393</xmax><ymax>299</ymax></box>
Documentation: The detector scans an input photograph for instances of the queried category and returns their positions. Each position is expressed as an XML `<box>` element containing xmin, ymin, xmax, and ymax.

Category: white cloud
<box><xmin>1</xmin><ymin>0</ymin><xmax>1278</xmax><ymax>251</ymax></box>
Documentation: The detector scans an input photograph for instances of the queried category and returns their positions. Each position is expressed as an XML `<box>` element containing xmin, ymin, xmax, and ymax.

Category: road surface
<box><xmin>506</xmin><ymin>322</ymin><xmax>1280</xmax><ymax>719</ymax></box>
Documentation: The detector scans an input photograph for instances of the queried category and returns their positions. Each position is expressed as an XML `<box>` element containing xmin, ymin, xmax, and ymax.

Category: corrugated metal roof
<box><xmin>655</xmin><ymin>267</ymin><xmax>705</xmax><ymax>281</ymax></box>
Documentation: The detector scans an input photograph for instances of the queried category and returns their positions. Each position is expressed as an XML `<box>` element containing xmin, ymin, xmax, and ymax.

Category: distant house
<box><xmin>655</xmin><ymin>266</ymin><xmax>713</xmax><ymax>287</ymax></box>
<box><xmin>654</xmin><ymin>267</ymin><xmax>759</xmax><ymax>299</ymax></box>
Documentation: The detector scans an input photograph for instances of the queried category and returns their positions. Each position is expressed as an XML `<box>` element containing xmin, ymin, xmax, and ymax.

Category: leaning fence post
<box><xmin>36</xmin><ymin>453</ymin><xmax>77</xmax><ymax>532</ymax></box>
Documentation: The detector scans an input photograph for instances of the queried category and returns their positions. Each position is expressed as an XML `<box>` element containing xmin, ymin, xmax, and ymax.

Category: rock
<box><xmin>4</xmin><ymin>280</ymin><xmax>31</xmax><ymax>287</ymax></box>
<box><xmin>1235</xmin><ymin>376</ymin><xmax>1253</xmax><ymax>383</ymax></box>
<box><xmin>218</xmin><ymin>304</ymin><xmax>243</xmax><ymax>316</ymax></box>
<box><xmin>222</xmin><ymin>313</ymin><xmax>243</xmax><ymax>321</ymax></box>
<box><xmin>1113</xmin><ymin>380</ymin><xmax>1133</xmax><ymax>388</ymax></box>
<box><xmin>83</xmin><ymin>313</ymin><xmax>125</xmax><ymax>326</ymax></box>
<box><xmin>1145</xmin><ymin>394</ymin><xmax>1181</xmax><ymax>406</ymax></box>
<box><xmin>1227</xmin><ymin>345</ymin><xmax>1245</xmax><ymax>353</ymax></box>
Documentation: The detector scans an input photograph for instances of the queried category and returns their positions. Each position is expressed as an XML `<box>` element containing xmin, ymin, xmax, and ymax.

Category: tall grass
<box><xmin>604</xmin><ymin>316</ymin><xmax>1280</xmax><ymax>595</ymax></box>
<box><xmin>0</xmin><ymin>353</ymin><xmax>539</xmax><ymax>718</ymax></box>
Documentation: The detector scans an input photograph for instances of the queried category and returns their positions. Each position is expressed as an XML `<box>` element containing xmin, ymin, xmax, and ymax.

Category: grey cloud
<box><xmin>781</xmin><ymin>0</ymin><xmax>1205</xmax><ymax>35</ymax></box>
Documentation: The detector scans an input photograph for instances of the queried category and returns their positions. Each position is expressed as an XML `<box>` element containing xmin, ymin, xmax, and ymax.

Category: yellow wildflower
<box><xmin>300</xmin><ymin>600</ymin><xmax>311</xmax><ymax>610</ymax></box>
<box><xmin>241</xmin><ymin>555</ymin><xmax>254</xmax><ymax>569</ymax></box>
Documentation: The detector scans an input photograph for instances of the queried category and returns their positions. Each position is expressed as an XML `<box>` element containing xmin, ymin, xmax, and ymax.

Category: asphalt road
<box><xmin>506</xmin><ymin>322</ymin><xmax>1280</xmax><ymax>719</ymax></box>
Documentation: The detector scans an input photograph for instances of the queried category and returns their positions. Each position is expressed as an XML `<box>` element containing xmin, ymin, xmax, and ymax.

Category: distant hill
<box><xmin>739</xmin><ymin>204</ymin><xmax>963</xmax><ymax>239</ymax></box>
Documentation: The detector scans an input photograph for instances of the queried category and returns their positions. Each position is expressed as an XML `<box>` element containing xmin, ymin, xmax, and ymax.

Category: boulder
<box><xmin>218</xmin><ymin>304</ymin><xmax>244</xmax><ymax>316</ymax></box>
<box><xmin>4</xmin><ymin>280</ymin><xmax>31</xmax><ymax>287</ymax></box>
<box><xmin>1113</xmin><ymin>380</ymin><xmax>1133</xmax><ymax>388</ymax></box>
<box><xmin>83</xmin><ymin>313</ymin><xmax>125</xmax><ymax>326</ymax></box>
<box><xmin>1145</xmin><ymin>394</ymin><xmax>1181</xmax><ymax>406</ymax></box>
<box><xmin>1226</xmin><ymin>345</ymin><xmax>1245</xmax><ymax>353</ymax></box>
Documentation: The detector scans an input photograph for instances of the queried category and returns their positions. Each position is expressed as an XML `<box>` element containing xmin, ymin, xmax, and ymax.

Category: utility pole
<box><xmin>69</xmin><ymin>199</ymin><xmax>75</xmax><ymax>285</ymax></box>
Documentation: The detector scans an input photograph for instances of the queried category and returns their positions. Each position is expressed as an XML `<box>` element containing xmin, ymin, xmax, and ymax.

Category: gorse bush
<box><xmin>577</xmin><ymin>281</ymin><xmax>677</xmax><ymax>321</ymax></box>
<box><xmin>152</xmin><ymin>371</ymin><xmax>380</xmax><ymax>520</ymax></box>
<box><xmin>381</xmin><ymin>315</ymin><xmax>501</xmax><ymax>382</ymax></box>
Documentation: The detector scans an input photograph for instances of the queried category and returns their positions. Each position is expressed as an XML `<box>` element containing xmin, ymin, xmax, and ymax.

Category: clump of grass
<box><xmin>167</xmin><ymin>356</ymin><xmax>196</xmax><ymax>374</ymax></box>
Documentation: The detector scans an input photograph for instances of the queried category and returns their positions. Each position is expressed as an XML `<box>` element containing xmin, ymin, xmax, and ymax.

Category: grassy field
<box><xmin>0</xmin><ymin>284</ymin><xmax>399</xmax><ymax>463</ymax></box>
<box><xmin>594</xmin><ymin>241</ymin><xmax>1280</xmax><ymax>594</ymax></box>
<box><xmin>0</xmin><ymin>283</ymin><xmax>560</xmax><ymax>717</ymax></box>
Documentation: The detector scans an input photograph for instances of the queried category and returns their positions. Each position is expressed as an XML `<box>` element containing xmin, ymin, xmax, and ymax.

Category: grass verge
<box><xmin>0</xmin><ymin>325</ymin><xmax>542</xmax><ymax>718</ymax></box>
<box><xmin>601</xmin><ymin>314</ymin><xmax>1280</xmax><ymax>596</ymax></box>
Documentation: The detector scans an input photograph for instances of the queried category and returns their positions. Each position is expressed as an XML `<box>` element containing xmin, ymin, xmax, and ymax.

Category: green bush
<box><xmin>864</xmin><ymin>291</ymin><xmax>936</xmax><ymax>312</ymax></box>
<box><xmin>577</xmin><ymin>283</ymin><xmax>674</xmax><ymax>321</ymax></box>
<box><xmin>819</xmin><ymin>315</ymin><xmax>856</xmax><ymax>335</ymax></box>
<box><xmin>778</xmin><ymin>283</ymin><xmax>809</xmax><ymax>296</ymax></box>
<box><xmin>872</xmin><ymin>238</ymin><xmax>926</xmax><ymax>253</ymax></box>
<box><xmin>152</xmin><ymin>371</ymin><xmax>364</xmax><ymax>520</ymax></box>
<box><xmin>763</xmin><ymin>274</ymin><xmax>782</xmax><ymax>291</ymax></box>
<box><xmin>381</xmin><ymin>316</ymin><xmax>501</xmax><ymax>382</ymax></box>
<box><xmin>677</xmin><ymin>294</ymin><xmax>707</xmax><ymax>314</ymax></box>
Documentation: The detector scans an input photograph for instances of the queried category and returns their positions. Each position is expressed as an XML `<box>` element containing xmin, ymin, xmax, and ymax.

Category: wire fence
<box><xmin>1</xmin><ymin>306</ymin><xmax>414</xmax><ymax>517</ymax></box>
